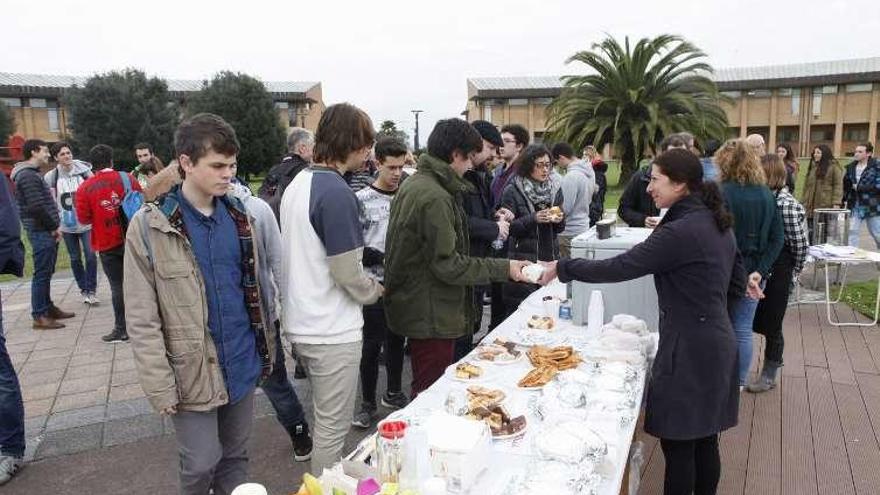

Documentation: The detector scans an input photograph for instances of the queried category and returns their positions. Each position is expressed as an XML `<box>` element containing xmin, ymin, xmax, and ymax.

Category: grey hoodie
<box><xmin>560</xmin><ymin>159</ymin><xmax>597</xmax><ymax>237</ymax></box>
<box><xmin>44</xmin><ymin>160</ymin><xmax>93</xmax><ymax>233</ymax></box>
<box><xmin>230</xmin><ymin>182</ymin><xmax>283</xmax><ymax>326</ymax></box>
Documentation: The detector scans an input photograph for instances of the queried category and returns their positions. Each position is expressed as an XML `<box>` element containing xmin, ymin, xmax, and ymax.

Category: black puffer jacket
<box><xmin>618</xmin><ymin>167</ymin><xmax>660</xmax><ymax>227</ymax></box>
<box><xmin>500</xmin><ymin>177</ymin><xmax>565</xmax><ymax>262</ymax></box>
<box><xmin>462</xmin><ymin>167</ymin><xmax>499</xmax><ymax>258</ymax></box>
<box><xmin>10</xmin><ymin>162</ymin><xmax>59</xmax><ymax>232</ymax></box>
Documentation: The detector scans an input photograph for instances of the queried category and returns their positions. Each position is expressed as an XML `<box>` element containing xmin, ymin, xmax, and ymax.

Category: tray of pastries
<box><xmin>474</xmin><ymin>339</ymin><xmax>522</xmax><ymax>364</ymax></box>
<box><xmin>464</xmin><ymin>386</ymin><xmax>526</xmax><ymax>438</ymax></box>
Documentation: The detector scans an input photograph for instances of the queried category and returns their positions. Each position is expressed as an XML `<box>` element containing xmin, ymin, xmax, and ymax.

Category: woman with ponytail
<box><xmin>538</xmin><ymin>148</ymin><xmax>760</xmax><ymax>495</ymax></box>
<box><xmin>715</xmin><ymin>138</ymin><xmax>784</xmax><ymax>388</ymax></box>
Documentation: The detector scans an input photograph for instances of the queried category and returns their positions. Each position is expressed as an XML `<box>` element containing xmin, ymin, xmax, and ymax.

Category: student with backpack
<box><xmin>75</xmin><ymin>144</ymin><xmax>143</xmax><ymax>343</ymax></box>
<box><xmin>258</xmin><ymin>127</ymin><xmax>314</xmax><ymax>224</ymax></box>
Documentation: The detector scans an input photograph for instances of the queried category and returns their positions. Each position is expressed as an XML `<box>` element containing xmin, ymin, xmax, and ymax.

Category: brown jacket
<box><xmin>801</xmin><ymin>161</ymin><xmax>844</xmax><ymax>217</ymax></box>
<box><xmin>123</xmin><ymin>195</ymin><xmax>276</xmax><ymax>413</ymax></box>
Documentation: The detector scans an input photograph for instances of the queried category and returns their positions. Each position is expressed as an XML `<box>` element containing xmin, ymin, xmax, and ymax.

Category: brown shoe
<box><xmin>33</xmin><ymin>316</ymin><xmax>65</xmax><ymax>330</ymax></box>
<box><xmin>47</xmin><ymin>305</ymin><xmax>75</xmax><ymax>320</ymax></box>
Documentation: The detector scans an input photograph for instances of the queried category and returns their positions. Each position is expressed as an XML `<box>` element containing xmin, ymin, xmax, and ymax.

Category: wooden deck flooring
<box><xmin>635</xmin><ymin>302</ymin><xmax>880</xmax><ymax>495</ymax></box>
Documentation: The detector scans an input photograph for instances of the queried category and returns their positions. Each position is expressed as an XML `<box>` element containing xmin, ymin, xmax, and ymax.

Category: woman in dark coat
<box><xmin>499</xmin><ymin>144</ymin><xmax>564</xmax><ymax>316</ymax></box>
<box><xmin>539</xmin><ymin>149</ymin><xmax>758</xmax><ymax>495</ymax></box>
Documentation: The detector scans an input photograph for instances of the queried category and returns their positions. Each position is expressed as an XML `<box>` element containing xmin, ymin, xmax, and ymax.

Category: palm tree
<box><xmin>546</xmin><ymin>34</ymin><xmax>730</xmax><ymax>184</ymax></box>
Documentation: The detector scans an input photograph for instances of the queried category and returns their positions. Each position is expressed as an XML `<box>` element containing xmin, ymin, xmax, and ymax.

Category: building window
<box><xmin>274</xmin><ymin>101</ymin><xmax>289</xmax><ymax>109</ymax></box>
<box><xmin>483</xmin><ymin>104</ymin><xmax>492</xmax><ymax>122</ymax></box>
<box><xmin>47</xmin><ymin>108</ymin><xmax>59</xmax><ymax>132</ymax></box>
<box><xmin>812</xmin><ymin>93</ymin><xmax>822</xmax><ymax>115</ymax></box>
<box><xmin>29</xmin><ymin>98</ymin><xmax>47</xmax><ymax>108</ymax></box>
<box><xmin>533</xmin><ymin>131</ymin><xmax>544</xmax><ymax>144</ymax></box>
<box><xmin>508</xmin><ymin>98</ymin><xmax>528</xmax><ymax>106</ymax></box>
<box><xmin>721</xmin><ymin>91</ymin><xmax>742</xmax><ymax>99</ymax></box>
<box><xmin>812</xmin><ymin>85</ymin><xmax>837</xmax><ymax>95</ymax></box>
<box><xmin>845</xmin><ymin>83</ymin><xmax>872</xmax><ymax>93</ymax></box>
<box><xmin>747</xmin><ymin>89</ymin><xmax>771</xmax><ymax>98</ymax></box>
<box><xmin>777</xmin><ymin>126</ymin><xmax>799</xmax><ymax>144</ymax></box>
<box><xmin>810</xmin><ymin>126</ymin><xmax>835</xmax><ymax>142</ymax></box>
<box><xmin>1</xmin><ymin>97</ymin><xmax>21</xmax><ymax>107</ymax></box>
<box><xmin>778</xmin><ymin>88</ymin><xmax>793</xmax><ymax>96</ymax></box>
<box><xmin>843</xmin><ymin>126</ymin><xmax>869</xmax><ymax>142</ymax></box>
<box><xmin>791</xmin><ymin>90</ymin><xmax>800</xmax><ymax>116</ymax></box>
<box><xmin>532</xmin><ymin>97</ymin><xmax>553</xmax><ymax>105</ymax></box>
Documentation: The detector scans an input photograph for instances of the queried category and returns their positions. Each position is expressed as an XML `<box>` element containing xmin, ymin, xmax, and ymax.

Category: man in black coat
<box><xmin>10</xmin><ymin>139</ymin><xmax>75</xmax><ymax>329</ymax></box>
<box><xmin>257</xmin><ymin>127</ymin><xmax>314</xmax><ymax>224</ymax></box>
<box><xmin>618</xmin><ymin>166</ymin><xmax>660</xmax><ymax>227</ymax></box>
<box><xmin>455</xmin><ymin>120</ymin><xmax>512</xmax><ymax>359</ymax></box>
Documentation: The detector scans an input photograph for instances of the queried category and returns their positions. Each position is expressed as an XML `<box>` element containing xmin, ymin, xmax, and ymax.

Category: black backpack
<box><xmin>258</xmin><ymin>156</ymin><xmax>308</xmax><ymax>225</ymax></box>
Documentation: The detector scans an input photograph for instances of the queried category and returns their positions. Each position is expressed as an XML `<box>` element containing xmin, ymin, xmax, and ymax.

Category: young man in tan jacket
<box><xmin>124</xmin><ymin>114</ymin><xmax>275</xmax><ymax>495</ymax></box>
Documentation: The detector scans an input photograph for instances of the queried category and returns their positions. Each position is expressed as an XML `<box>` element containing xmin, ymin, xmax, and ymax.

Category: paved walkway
<box><xmin>0</xmin><ymin>272</ymin><xmax>321</xmax><ymax>463</ymax></box>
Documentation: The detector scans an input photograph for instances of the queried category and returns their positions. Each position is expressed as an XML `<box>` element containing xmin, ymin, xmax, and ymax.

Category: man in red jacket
<box><xmin>75</xmin><ymin>144</ymin><xmax>142</xmax><ymax>343</ymax></box>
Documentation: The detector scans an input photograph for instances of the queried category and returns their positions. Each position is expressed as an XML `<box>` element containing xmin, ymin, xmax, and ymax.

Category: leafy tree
<box><xmin>186</xmin><ymin>71</ymin><xmax>286</xmax><ymax>179</ymax></box>
<box><xmin>377</xmin><ymin>120</ymin><xmax>411</xmax><ymax>147</ymax></box>
<box><xmin>546</xmin><ymin>34</ymin><xmax>730</xmax><ymax>184</ymax></box>
<box><xmin>0</xmin><ymin>103</ymin><xmax>13</xmax><ymax>146</ymax></box>
<box><xmin>66</xmin><ymin>69</ymin><xmax>177</xmax><ymax>168</ymax></box>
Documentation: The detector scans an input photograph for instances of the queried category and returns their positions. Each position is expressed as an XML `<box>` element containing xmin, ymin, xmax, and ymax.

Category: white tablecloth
<box><xmin>348</xmin><ymin>281</ymin><xmax>654</xmax><ymax>495</ymax></box>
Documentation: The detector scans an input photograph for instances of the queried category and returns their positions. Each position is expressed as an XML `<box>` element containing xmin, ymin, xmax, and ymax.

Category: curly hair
<box><xmin>714</xmin><ymin>138</ymin><xmax>766</xmax><ymax>186</ymax></box>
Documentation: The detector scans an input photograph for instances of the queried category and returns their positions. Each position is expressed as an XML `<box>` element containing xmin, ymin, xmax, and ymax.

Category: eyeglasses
<box><xmin>535</xmin><ymin>161</ymin><xmax>552</xmax><ymax>169</ymax></box>
<box><xmin>502</xmin><ymin>139</ymin><xmax>517</xmax><ymax>144</ymax></box>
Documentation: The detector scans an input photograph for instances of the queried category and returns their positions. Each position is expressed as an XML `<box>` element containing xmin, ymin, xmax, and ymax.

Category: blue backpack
<box><xmin>118</xmin><ymin>171</ymin><xmax>144</xmax><ymax>222</ymax></box>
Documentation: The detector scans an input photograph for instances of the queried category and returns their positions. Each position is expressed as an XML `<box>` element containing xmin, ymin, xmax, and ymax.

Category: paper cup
<box><xmin>231</xmin><ymin>483</ymin><xmax>268</xmax><ymax>495</ymax></box>
<box><xmin>543</xmin><ymin>297</ymin><xmax>561</xmax><ymax>319</ymax></box>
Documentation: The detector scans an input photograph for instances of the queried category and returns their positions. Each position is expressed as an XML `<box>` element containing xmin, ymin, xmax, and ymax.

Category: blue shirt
<box><xmin>701</xmin><ymin>157</ymin><xmax>718</xmax><ymax>182</ymax></box>
<box><xmin>178</xmin><ymin>194</ymin><xmax>260</xmax><ymax>404</ymax></box>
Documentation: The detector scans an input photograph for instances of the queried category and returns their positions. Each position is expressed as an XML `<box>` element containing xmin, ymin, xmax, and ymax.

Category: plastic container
<box><xmin>376</xmin><ymin>420</ymin><xmax>408</xmax><ymax>484</ymax></box>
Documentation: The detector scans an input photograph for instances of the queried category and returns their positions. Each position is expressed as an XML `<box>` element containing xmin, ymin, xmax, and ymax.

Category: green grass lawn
<box><xmin>841</xmin><ymin>280</ymin><xmax>880</xmax><ymax>320</ymax></box>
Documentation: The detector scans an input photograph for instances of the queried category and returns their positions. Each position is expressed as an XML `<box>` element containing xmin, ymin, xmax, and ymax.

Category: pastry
<box><xmin>454</xmin><ymin>362</ymin><xmax>483</xmax><ymax>379</ymax></box>
<box><xmin>518</xmin><ymin>365</ymin><xmax>558</xmax><ymax>388</ymax></box>
<box><xmin>526</xmin><ymin>345</ymin><xmax>582</xmax><ymax>371</ymax></box>
<box><xmin>548</xmin><ymin>206</ymin><xmax>563</xmax><ymax>222</ymax></box>
<box><xmin>527</xmin><ymin>315</ymin><xmax>555</xmax><ymax>330</ymax></box>
<box><xmin>475</xmin><ymin>343</ymin><xmax>520</xmax><ymax>362</ymax></box>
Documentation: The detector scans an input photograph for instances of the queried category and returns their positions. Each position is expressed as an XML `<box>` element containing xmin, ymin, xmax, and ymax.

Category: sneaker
<box><xmin>82</xmin><ymin>293</ymin><xmax>91</xmax><ymax>304</ymax></box>
<box><xmin>351</xmin><ymin>403</ymin><xmax>376</xmax><ymax>429</ymax></box>
<box><xmin>381</xmin><ymin>391</ymin><xmax>408</xmax><ymax>410</ymax></box>
<box><xmin>101</xmin><ymin>330</ymin><xmax>129</xmax><ymax>343</ymax></box>
<box><xmin>291</xmin><ymin>423</ymin><xmax>313</xmax><ymax>462</ymax></box>
<box><xmin>0</xmin><ymin>455</ymin><xmax>23</xmax><ymax>486</ymax></box>
<box><xmin>87</xmin><ymin>294</ymin><xmax>100</xmax><ymax>305</ymax></box>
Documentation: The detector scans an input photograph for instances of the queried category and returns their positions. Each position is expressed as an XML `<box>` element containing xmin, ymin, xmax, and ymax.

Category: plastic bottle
<box><xmin>587</xmin><ymin>290</ymin><xmax>604</xmax><ymax>336</ymax></box>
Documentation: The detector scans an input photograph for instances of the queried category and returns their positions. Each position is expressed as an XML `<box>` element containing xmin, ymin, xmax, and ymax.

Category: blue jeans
<box><xmin>848</xmin><ymin>214</ymin><xmax>880</xmax><ymax>249</ymax></box>
<box><xmin>731</xmin><ymin>292</ymin><xmax>761</xmax><ymax>386</ymax></box>
<box><xmin>62</xmin><ymin>231</ymin><xmax>97</xmax><ymax>295</ymax></box>
<box><xmin>28</xmin><ymin>230</ymin><xmax>58</xmax><ymax>319</ymax></box>
<box><xmin>0</xmin><ymin>297</ymin><xmax>26</xmax><ymax>458</ymax></box>
<box><xmin>259</xmin><ymin>323</ymin><xmax>306</xmax><ymax>437</ymax></box>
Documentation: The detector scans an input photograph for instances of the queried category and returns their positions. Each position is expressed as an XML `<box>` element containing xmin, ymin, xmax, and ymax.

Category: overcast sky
<box><xmin>5</xmin><ymin>0</ymin><xmax>879</xmax><ymax>148</ymax></box>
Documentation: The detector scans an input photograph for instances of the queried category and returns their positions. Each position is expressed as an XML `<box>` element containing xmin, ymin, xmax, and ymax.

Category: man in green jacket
<box><xmin>384</xmin><ymin>118</ymin><xmax>532</xmax><ymax>396</ymax></box>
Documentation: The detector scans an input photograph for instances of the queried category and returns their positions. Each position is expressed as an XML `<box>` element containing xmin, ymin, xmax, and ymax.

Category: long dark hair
<box><xmin>777</xmin><ymin>143</ymin><xmax>796</xmax><ymax>165</ymax></box>
<box><xmin>811</xmin><ymin>144</ymin><xmax>835</xmax><ymax>179</ymax></box>
<box><xmin>653</xmin><ymin>149</ymin><xmax>733</xmax><ymax>231</ymax></box>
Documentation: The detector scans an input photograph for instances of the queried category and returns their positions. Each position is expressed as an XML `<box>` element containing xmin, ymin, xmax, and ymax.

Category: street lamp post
<box><xmin>411</xmin><ymin>110</ymin><xmax>423</xmax><ymax>152</ymax></box>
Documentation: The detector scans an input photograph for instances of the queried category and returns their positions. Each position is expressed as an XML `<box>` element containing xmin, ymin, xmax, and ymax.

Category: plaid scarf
<box><xmin>160</xmin><ymin>187</ymin><xmax>272</xmax><ymax>382</ymax></box>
